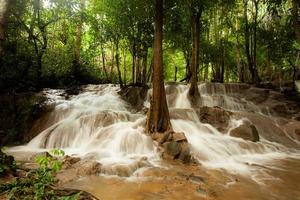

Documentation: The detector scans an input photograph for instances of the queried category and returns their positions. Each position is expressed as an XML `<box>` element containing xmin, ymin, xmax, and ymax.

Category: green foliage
<box><xmin>1</xmin><ymin>0</ymin><xmax>299</xmax><ymax>90</ymax></box>
<box><xmin>0</xmin><ymin>149</ymin><xmax>80</xmax><ymax>200</ymax></box>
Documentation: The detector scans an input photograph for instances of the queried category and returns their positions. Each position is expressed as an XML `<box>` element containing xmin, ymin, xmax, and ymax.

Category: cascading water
<box><xmin>9</xmin><ymin>83</ymin><xmax>300</xmax><ymax>181</ymax></box>
<box><xmin>9</xmin><ymin>85</ymin><xmax>159</xmax><ymax>173</ymax></box>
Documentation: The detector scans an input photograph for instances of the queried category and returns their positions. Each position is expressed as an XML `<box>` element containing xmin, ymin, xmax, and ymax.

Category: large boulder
<box><xmin>229</xmin><ymin>124</ymin><xmax>259</xmax><ymax>142</ymax></box>
<box><xmin>197</xmin><ymin>106</ymin><xmax>232</xmax><ymax>132</ymax></box>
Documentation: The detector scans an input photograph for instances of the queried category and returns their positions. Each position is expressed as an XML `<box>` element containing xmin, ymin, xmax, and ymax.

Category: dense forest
<box><xmin>0</xmin><ymin>0</ymin><xmax>299</xmax><ymax>91</ymax></box>
<box><xmin>1</xmin><ymin>0</ymin><xmax>300</xmax><ymax>199</ymax></box>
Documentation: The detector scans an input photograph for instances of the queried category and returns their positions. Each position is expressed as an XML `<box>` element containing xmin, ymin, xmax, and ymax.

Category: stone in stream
<box><xmin>197</xmin><ymin>106</ymin><xmax>233</xmax><ymax>133</ymax></box>
<box><xmin>156</xmin><ymin>131</ymin><xmax>192</xmax><ymax>163</ymax></box>
<box><xmin>229</xmin><ymin>124</ymin><xmax>260</xmax><ymax>142</ymax></box>
<box><xmin>62</xmin><ymin>155</ymin><xmax>81</xmax><ymax>169</ymax></box>
<box><xmin>75</xmin><ymin>160</ymin><xmax>102</xmax><ymax>176</ymax></box>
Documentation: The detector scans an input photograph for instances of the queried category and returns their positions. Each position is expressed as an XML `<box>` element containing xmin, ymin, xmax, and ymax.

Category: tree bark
<box><xmin>142</xmin><ymin>49</ymin><xmax>148</xmax><ymax>85</ymax></box>
<box><xmin>123</xmin><ymin>48</ymin><xmax>126</xmax><ymax>85</ymax></box>
<box><xmin>146</xmin><ymin>0</ymin><xmax>171</xmax><ymax>133</ymax></box>
<box><xmin>189</xmin><ymin>10</ymin><xmax>201</xmax><ymax>99</ymax></box>
<box><xmin>252</xmin><ymin>0</ymin><xmax>260</xmax><ymax>84</ymax></box>
<box><xmin>292</xmin><ymin>0</ymin><xmax>300</xmax><ymax>45</ymax></box>
<box><xmin>0</xmin><ymin>0</ymin><xmax>9</xmax><ymax>59</ymax></box>
<box><xmin>110</xmin><ymin>43</ymin><xmax>114</xmax><ymax>82</ymax></box>
<box><xmin>115</xmin><ymin>40</ymin><xmax>123</xmax><ymax>88</ymax></box>
<box><xmin>131</xmin><ymin>44</ymin><xmax>136</xmax><ymax>84</ymax></box>
<box><xmin>243</xmin><ymin>0</ymin><xmax>260</xmax><ymax>85</ymax></box>
<box><xmin>101</xmin><ymin>45</ymin><xmax>109</xmax><ymax>82</ymax></box>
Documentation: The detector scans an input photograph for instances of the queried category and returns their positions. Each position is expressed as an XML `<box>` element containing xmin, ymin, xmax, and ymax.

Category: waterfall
<box><xmin>9</xmin><ymin>83</ymin><xmax>300</xmax><ymax>178</ymax></box>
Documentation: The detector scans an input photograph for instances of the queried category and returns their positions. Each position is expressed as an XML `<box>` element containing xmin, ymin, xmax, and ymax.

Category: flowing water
<box><xmin>8</xmin><ymin>83</ymin><xmax>300</xmax><ymax>199</ymax></box>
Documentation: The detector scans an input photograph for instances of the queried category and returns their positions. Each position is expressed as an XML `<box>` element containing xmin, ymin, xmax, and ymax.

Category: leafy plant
<box><xmin>0</xmin><ymin>149</ymin><xmax>80</xmax><ymax>200</ymax></box>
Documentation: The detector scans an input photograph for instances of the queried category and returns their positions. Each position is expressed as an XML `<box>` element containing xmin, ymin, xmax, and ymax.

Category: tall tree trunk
<box><xmin>243</xmin><ymin>0</ymin><xmax>260</xmax><ymax>84</ymax></box>
<box><xmin>189</xmin><ymin>10</ymin><xmax>201</xmax><ymax>98</ymax></box>
<box><xmin>236</xmin><ymin>43</ymin><xmax>244</xmax><ymax>83</ymax></box>
<box><xmin>123</xmin><ymin>48</ymin><xmax>126</xmax><ymax>85</ymax></box>
<box><xmin>75</xmin><ymin>19</ymin><xmax>82</xmax><ymax>63</ymax></box>
<box><xmin>115</xmin><ymin>40</ymin><xmax>123</xmax><ymax>88</ymax></box>
<box><xmin>136</xmin><ymin>56</ymin><xmax>141</xmax><ymax>84</ymax></box>
<box><xmin>110</xmin><ymin>44</ymin><xmax>114</xmax><ymax>82</ymax></box>
<box><xmin>252</xmin><ymin>0</ymin><xmax>261</xmax><ymax>84</ymax></box>
<box><xmin>131</xmin><ymin>44</ymin><xmax>136</xmax><ymax>84</ymax></box>
<box><xmin>292</xmin><ymin>0</ymin><xmax>300</xmax><ymax>45</ymax></box>
<box><xmin>0</xmin><ymin>0</ymin><xmax>9</xmax><ymax>59</ymax></box>
<box><xmin>146</xmin><ymin>0</ymin><xmax>171</xmax><ymax>133</ymax></box>
<box><xmin>142</xmin><ymin>49</ymin><xmax>148</xmax><ymax>85</ymax></box>
<box><xmin>101</xmin><ymin>45</ymin><xmax>109</xmax><ymax>82</ymax></box>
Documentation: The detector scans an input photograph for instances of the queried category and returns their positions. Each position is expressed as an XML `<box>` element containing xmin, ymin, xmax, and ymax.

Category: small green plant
<box><xmin>0</xmin><ymin>149</ymin><xmax>80</xmax><ymax>200</ymax></box>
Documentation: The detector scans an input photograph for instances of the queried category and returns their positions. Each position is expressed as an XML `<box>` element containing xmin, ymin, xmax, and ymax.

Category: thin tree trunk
<box><xmin>131</xmin><ymin>44</ymin><xmax>136</xmax><ymax>84</ymax></box>
<box><xmin>110</xmin><ymin>44</ymin><xmax>114</xmax><ymax>82</ymax></box>
<box><xmin>189</xmin><ymin>10</ymin><xmax>201</xmax><ymax>98</ymax></box>
<box><xmin>101</xmin><ymin>45</ymin><xmax>109</xmax><ymax>81</ymax></box>
<box><xmin>115</xmin><ymin>40</ymin><xmax>123</xmax><ymax>88</ymax></box>
<box><xmin>123</xmin><ymin>48</ymin><xmax>126</xmax><ymax>85</ymax></box>
<box><xmin>146</xmin><ymin>0</ymin><xmax>171</xmax><ymax>133</ymax></box>
<box><xmin>244</xmin><ymin>0</ymin><xmax>260</xmax><ymax>84</ymax></box>
<box><xmin>252</xmin><ymin>0</ymin><xmax>261</xmax><ymax>84</ymax></box>
<box><xmin>0</xmin><ymin>0</ymin><xmax>9</xmax><ymax>59</ymax></box>
<box><xmin>142</xmin><ymin>49</ymin><xmax>148</xmax><ymax>85</ymax></box>
<box><xmin>75</xmin><ymin>19</ymin><xmax>82</xmax><ymax>63</ymax></box>
<box><xmin>292</xmin><ymin>0</ymin><xmax>300</xmax><ymax>45</ymax></box>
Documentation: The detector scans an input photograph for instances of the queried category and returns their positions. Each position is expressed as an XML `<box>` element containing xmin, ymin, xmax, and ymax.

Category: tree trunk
<box><xmin>110</xmin><ymin>44</ymin><xmax>114</xmax><ymax>82</ymax></box>
<box><xmin>142</xmin><ymin>49</ymin><xmax>148</xmax><ymax>85</ymax></box>
<box><xmin>123</xmin><ymin>48</ymin><xmax>126</xmax><ymax>85</ymax></box>
<box><xmin>75</xmin><ymin>19</ymin><xmax>82</xmax><ymax>63</ymax></box>
<box><xmin>236</xmin><ymin>43</ymin><xmax>244</xmax><ymax>82</ymax></box>
<box><xmin>189</xmin><ymin>10</ymin><xmax>201</xmax><ymax>98</ymax></box>
<box><xmin>131</xmin><ymin>44</ymin><xmax>136</xmax><ymax>84</ymax></box>
<box><xmin>146</xmin><ymin>0</ymin><xmax>171</xmax><ymax>133</ymax></box>
<box><xmin>115</xmin><ymin>40</ymin><xmax>123</xmax><ymax>88</ymax></box>
<box><xmin>292</xmin><ymin>0</ymin><xmax>300</xmax><ymax>45</ymax></box>
<box><xmin>252</xmin><ymin>0</ymin><xmax>261</xmax><ymax>84</ymax></box>
<box><xmin>0</xmin><ymin>0</ymin><xmax>9</xmax><ymax>59</ymax></box>
<box><xmin>243</xmin><ymin>0</ymin><xmax>260</xmax><ymax>84</ymax></box>
<box><xmin>101</xmin><ymin>45</ymin><xmax>109</xmax><ymax>82</ymax></box>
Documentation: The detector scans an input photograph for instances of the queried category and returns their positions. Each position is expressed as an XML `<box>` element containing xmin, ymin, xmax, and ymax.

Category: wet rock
<box><xmin>119</xmin><ymin>86</ymin><xmax>149</xmax><ymax>111</ymax></box>
<box><xmin>230</xmin><ymin>124</ymin><xmax>259</xmax><ymax>142</ymax></box>
<box><xmin>197</xmin><ymin>106</ymin><xmax>232</xmax><ymax>132</ymax></box>
<box><xmin>178</xmin><ymin>144</ymin><xmax>191</xmax><ymax>163</ymax></box>
<box><xmin>246</xmin><ymin>87</ymin><xmax>269</xmax><ymax>103</ymax></box>
<box><xmin>75</xmin><ymin>161</ymin><xmax>102</xmax><ymax>176</ymax></box>
<box><xmin>101</xmin><ymin>157</ymin><xmax>151</xmax><ymax>177</ymax></box>
<box><xmin>165</xmin><ymin>141</ymin><xmax>182</xmax><ymax>158</ymax></box>
<box><xmin>62</xmin><ymin>155</ymin><xmax>81</xmax><ymax>169</ymax></box>
<box><xmin>172</xmin><ymin>132</ymin><xmax>187</xmax><ymax>142</ymax></box>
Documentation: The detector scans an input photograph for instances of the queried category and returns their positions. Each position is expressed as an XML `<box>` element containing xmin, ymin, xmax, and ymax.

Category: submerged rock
<box><xmin>230</xmin><ymin>124</ymin><xmax>260</xmax><ymax>142</ymax></box>
<box><xmin>75</xmin><ymin>160</ymin><xmax>102</xmax><ymax>176</ymax></box>
<box><xmin>154</xmin><ymin>131</ymin><xmax>192</xmax><ymax>164</ymax></box>
<box><xmin>62</xmin><ymin>155</ymin><xmax>81</xmax><ymax>169</ymax></box>
<box><xmin>197</xmin><ymin>106</ymin><xmax>232</xmax><ymax>132</ymax></box>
